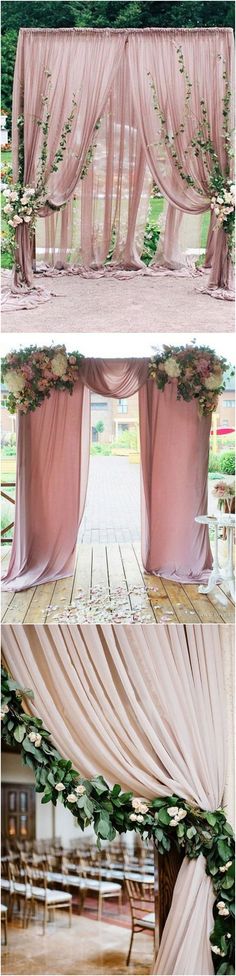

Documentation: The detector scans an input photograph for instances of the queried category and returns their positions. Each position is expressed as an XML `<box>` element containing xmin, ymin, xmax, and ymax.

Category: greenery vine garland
<box><xmin>1</xmin><ymin>668</ymin><xmax>235</xmax><ymax>974</ymax></box>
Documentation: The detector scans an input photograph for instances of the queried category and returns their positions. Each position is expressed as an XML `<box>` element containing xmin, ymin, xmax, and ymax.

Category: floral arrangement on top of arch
<box><xmin>1</xmin><ymin>343</ymin><xmax>229</xmax><ymax>417</ymax></box>
<box><xmin>149</xmin><ymin>344</ymin><xmax>229</xmax><ymax>417</ymax></box>
<box><xmin>1</xmin><ymin>345</ymin><xmax>84</xmax><ymax>414</ymax></box>
<box><xmin>1</xmin><ymin>667</ymin><xmax>235</xmax><ymax>975</ymax></box>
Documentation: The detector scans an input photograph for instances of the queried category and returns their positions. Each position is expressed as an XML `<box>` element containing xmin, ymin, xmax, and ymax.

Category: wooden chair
<box><xmin>1</xmin><ymin>905</ymin><xmax>8</xmax><ymax>946</ymax></box>
<box><xmin>125</xmin><ymin>878</ymin><xmax>155</xmax><ymax>965</ymax></box>
<box><xmin>7</xmin><ymin>860</ymin><xmax>32</xmax><ymax>927</ymax></box>
<box><xmin>25</xmin><ymin>865</ymin><xmax>72</xmax><ymax>934</ymax></box>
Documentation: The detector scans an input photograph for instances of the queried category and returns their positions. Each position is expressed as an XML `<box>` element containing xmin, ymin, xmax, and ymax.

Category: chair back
<box><xmin>126</xmin><ymin>878</ymin><xmax>155</xmax><ymax>924</ymax></box>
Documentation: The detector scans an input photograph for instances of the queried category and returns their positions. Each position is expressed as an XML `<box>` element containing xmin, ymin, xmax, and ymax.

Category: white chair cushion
<box><xmin>31</xmin><ymin>887</ymin><xmax>72</xmax><ymax>903</ymax></box>
<box><xmin>1</xmin><ymin>904</ymin><xmax>7</xmax><ymax>913</ymax></box>
<box><xmin>141</xmin><ymin>912</ymin><xmax>155</xmax><ymax>929</ymax></box>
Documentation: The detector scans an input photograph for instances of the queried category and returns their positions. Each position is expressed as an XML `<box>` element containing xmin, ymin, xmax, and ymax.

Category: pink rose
<box><xmin>21</xmin><ymin>365</ymin><xmax>34</xmax><ymax>380</ymax></box>
<box><xmin>42</xmin><ymin>369</ymin><xmax>53</xmax><ymax>379</ymax></box>
<box><xmin>69</xmin><ymin>355</ymin><xmax>76</xmax><ymax>364</ymax></box>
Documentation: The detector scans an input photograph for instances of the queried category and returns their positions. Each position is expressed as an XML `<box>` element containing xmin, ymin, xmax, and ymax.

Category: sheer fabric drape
<box><xmin>8</xmin><ymin>26</ymin><xmax>233</xmax><ymax>304</ymax></box>
<box><xmin>2</xmin><ymin>360</ymin><xmax>212</xmax><ymax>591</ymax></box>
<box><xmin>128</xmin><ymin>28</ymin><xmax>234</xmax><ymax>292</ymax></box>
<box><xmin>1</xmin><ymin>622</ymin><xmax>230</xmax><ymax>975</ymax></box>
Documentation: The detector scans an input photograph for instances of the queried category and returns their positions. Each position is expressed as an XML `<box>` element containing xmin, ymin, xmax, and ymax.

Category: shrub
<box><xmin>208</xmin><ymin>451</ymin><xmax>221</xmax><ymax>472</ymax></box>
<box><xmin>220</xmin><ymin>452</ymin><xmax>235</xmax><ymax>476</ymax></box>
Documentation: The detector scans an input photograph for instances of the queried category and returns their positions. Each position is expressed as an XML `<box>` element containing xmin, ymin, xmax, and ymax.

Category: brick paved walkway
<box><xmin>78</xmin><ymin>456</ymin><xmax>140</xmax><ymax>543</ymax></box>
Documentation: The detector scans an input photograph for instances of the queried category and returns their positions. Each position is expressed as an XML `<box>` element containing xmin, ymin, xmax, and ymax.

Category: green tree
<box><xmin>1</xmin><ymin>2</ymin><xmax>234</xmax><ymax>119</ymax></box>
<box><xmin>95</xmin><ymin>421</ymin><xmax>104</xmax><ymax>438</ymax></box>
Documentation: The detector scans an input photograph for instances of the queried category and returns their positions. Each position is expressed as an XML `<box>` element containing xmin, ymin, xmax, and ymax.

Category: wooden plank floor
<box><xmin>1</xmin><ymin>543</ymin><xmax>235</xmax><ymax>625</ymax></box>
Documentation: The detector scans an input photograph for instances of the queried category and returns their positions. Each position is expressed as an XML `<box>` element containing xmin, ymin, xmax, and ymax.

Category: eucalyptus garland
<box><xmin>1</xmin><ymin>668</ymin><xmax>235</xmax><ymax>974</ymax></box>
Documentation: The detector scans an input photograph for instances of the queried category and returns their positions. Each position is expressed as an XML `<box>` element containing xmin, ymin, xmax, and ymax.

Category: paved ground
<box><xmin>78</xmin><ymin>456</ymin><xmax>221</xmax><ymax>543</ymax></box>
<box><xmin>2</xmin><ymin>271</ymin><xmax>234</xmax><ymax>332</ymax></box>
<box><xmin>78</xmin><ymin>456</ymin><xmax>140</xmax><ymax>543</ymax></box>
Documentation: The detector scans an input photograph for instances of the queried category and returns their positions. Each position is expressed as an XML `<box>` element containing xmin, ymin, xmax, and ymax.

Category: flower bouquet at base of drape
<box><xmin>212</xmin><ymin>482</ymin><xmax>235</xmax><ymax>514</ymax></box>
<box><xmin>1</xmin><ymin>346</ymin><xmax>84</xmax><ymax>414</ymax></box>
<box><xmin>149</xmin><ymin>345</ymin><xmax>229</xmax><ymax>417</ymax></box>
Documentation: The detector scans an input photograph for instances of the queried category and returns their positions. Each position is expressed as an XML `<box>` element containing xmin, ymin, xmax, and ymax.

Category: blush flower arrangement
<box><xmin>1</xmin><ymin>345</ymin><xmax>84</xmax><ymax>414</ymax></box>
<box><xmin>1</xmin><ymin>667</ymin><xmax>235</xmax><ymax>976</ymax></box>
<box><xmin>149</xmin><ymin>344</ymin><xmax>229</xmax><ymax>417</ymax></box>
<box><xmin>212</xmin><ymin>482</ymin><xmax>235</xmax><ymax>513</ymax></box>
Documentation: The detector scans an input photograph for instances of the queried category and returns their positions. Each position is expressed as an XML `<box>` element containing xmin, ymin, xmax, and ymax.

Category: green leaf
<box><xmin>187</xmin><ymin>826</ymin><xmax>197</xmax><ymax>840</ymax></box>
<box><xmin>217</xmin><ymin>840</ymin><xmax>231</xmax><ymax>862</ymax></box>
<box><xmin>221</xmin><ymin>875</ymin><xmax>234</xmax><ymax>890</ymax></box>
<box><xmin>111</xmin><ymin>784</ymin><xmax>121</xmax><ymax>798</ymax></box>
<box><xmin>155</xmin><ymin>828</ymin><xmax>164</xmax><ymax>842</ymax></box>
<box><xmin>41</xmin><ymin>791</ymin><xmax>52</xmax><ymax>804</ymax></box>
<box><xmin>96</xmin><ymin>818</ymin><xmax>111</xmax><ymax>839</ymax></box>
<box><xmin>90</xmin><ymin>776</ymin><xmax>108</xmax><ymax>795</ymax></box>
<box><xmin>205</xmin><ymin>812</ymin><xmax>217</xmax><ymax>827</ymax></box>
<box><xmin>157</xmin><ymin>807</ymin><xmax>171</xmax><ymax>826</ymax></box>
<box><xmin>13</xmin><ymin>724</ymin><xmax>26</xmax><ymax>743</ymax></box>
<box><xmin>22</xmin><ymin>739</ymin><xmax>44</xmax><ymax>762</ymax></box>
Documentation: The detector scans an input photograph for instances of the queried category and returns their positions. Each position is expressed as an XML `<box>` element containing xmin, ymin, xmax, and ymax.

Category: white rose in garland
<box><xmin>204</xmin><ymin>372</ymin><xmax>223</xmax><ymax>390</ymax></box>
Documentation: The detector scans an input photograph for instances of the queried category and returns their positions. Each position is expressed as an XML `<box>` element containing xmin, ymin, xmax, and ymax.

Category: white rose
<box><xmin>136</xmin><ymin>815</ymin><xmax>144</xmax><ymax>823</ymax></box>
<box><xmin>75</xmin><ymin>784</ymin><xmax>86</xmax><ymax>795</ymax></box>
<box><xmin>10</xmin><ymin>191</ymin><xmax>19</xmax><ymax>202</ymax></box>
<box><xmin>28</xmin><ymin>731</ymin><xmax>37</xmax><ymax>743</ymax></box>
<box><xmin>167</xmin><ymin>806</ymin><xmax>179</xmax><ymax>817</ymax></box>
<box><xmin>220</xmin><ymin>860</ymin><xmax>232</xmax><ymax>872</ymax></box>
<box><xmin>132</xmin><ymin>798</ymin><xmax>148</xmax><ymax>814</ymax></box>
<box><xmin>3</xmin><ymin>203</ymin><xmax>13</xmax><ymax>213</ymax></box>
<box><xmin>214</xmin><ymin>207</ymin><xmax>220</xmax><ymax>215</ymax></box>
<box><xmin>0</xmin><ymin>704</ymin><xmax>9</xmax><ymax>718</ymax></box>
<box><xmin>25</xmin><ymin>187</ymin><xmax>36</xmax><ymax>196</ymax></box>
<box><xmin>169</xmin><ymin>818</ymin><xmax>178</xmax><ymax>826</ymax></box>
<box><xmin>4</xmin><ymin>369</ymin><xmax>27</xmax><ymax>395</ymax></box>
<box><xmin>21</xmin><ymin>196</ymin><xmax>29</xmax><ymax>206</ymax></box>
<box><xmin>204</xmin><ymin>372</ymin><xmax>222</xmax><ymax>390</ymax></box>
<box><xmin>67</xmin><ymin>793</ymin><xmax>77</xmax><ymax>803</ymax></box>
<box><xmin>23</xmin><ymin>215</ymin><xmax>32</xmax><ymax>223</ymax></box>
<box><xmin>3</xmin><ymin>188</ymin><xmax>11</xmax><ymax>198</ymax></box>
<box><xmin>176</xmin><ymin>809</ymin><xmax>187</xmax><ymax>821</ymax></box>
<box><xmin>55</xmin><ymin>783</ymin><xmax>65</xmax><ymax>792</ymax></box>
<box><xmin>164</xmin><ymin>357</ymin><xmax>181</xmax><ymax>379</ymax></box>
<box><xmin>217</xmin><ymin>197</ymin><xmax>223</xmax><ymax>205</ymax></box>
<box><xmin>34</xmin><ymin>734</ymin><xmax>42</xmax><ymax>747</ymax></box>
<box><xmin>51</xmin><ymin>352</ymin><xmax>68</xmax><ymax>377</ymax></box>
<box><xmin>211</xmin><ymin>946</ymin><xmax>221</xmax><ymax>956</ymax></box>
<box><xmin>217</xmin><ymin>901</ymin><xmax>226</xmax><ymax>910</ymax></box>
<box><xmin>130</xmin><ymin>813</ymin><xmax>138</xmax><ymax>821</ymax></box>
<box><xmin>219</xmin><ymin>908</ymin><xmax>230</xmax><ymax>917</ymax></box>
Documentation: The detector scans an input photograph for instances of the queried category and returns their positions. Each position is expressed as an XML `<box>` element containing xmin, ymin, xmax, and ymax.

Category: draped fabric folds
<box><xmin>1</xmin><ymin>622</ymin><xmax>230</xmax><ymax>974</ymax></box>
<box><xmin>2</xmin><ymin>359</ymin><xmax>212</xmax><ymax>592</ymax></box>
<box><xmin>2</xmin><ymin>359</ymin><xmax>212</xmax><ymax>591</ymax></box>
<box><xmin>9</xmin><ymin>26</ymin><xmax>234</xmax><ymax>303</ymax></box>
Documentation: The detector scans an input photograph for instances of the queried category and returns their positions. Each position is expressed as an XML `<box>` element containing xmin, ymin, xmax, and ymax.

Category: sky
<box><xmin>1</xmin><ymin>332</ymin><xmax>236</xmax><ymax>365</ymax></box>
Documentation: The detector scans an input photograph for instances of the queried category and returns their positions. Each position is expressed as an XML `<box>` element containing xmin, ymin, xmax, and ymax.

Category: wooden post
<box><xmin>154</xmin><ymin>843</ymin><xmax>184</xmax><ymax>947</ymax></box>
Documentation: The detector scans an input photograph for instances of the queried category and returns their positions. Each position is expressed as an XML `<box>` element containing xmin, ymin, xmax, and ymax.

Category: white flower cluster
<box><xmin>167</xmin><ymin>805</ymin><xmax>187</xmax><ymax>826</ymax></box>
<box><xmin>0</xmin><ymin>703</ymin><xmax>9</xmax><ymax>719</ymax></box>
<box><xmin>3</xmin><ymin>185</ymin><xmax>36</xmax><ymax>228</ymax></box>
<box><xmin>129</xmin><ymin>797</ymin><xmax>149</xmax><ymax>823</ymax></box>
<box><xmin>51</xmin><ymin>352</ymin><xmax>68</xmax><ymax>377</ymax></box>
<box><xmin>55</xmin><ymin>783</ymin><xmax>86</xmax><ymax>800</ymax></box>
<box><xmin>4</xmin><ymin>369</ymin><xmax>27</xmax><ymax>395</ymax></box>
<box><xmin>28</xmin><ymin>730</ymin><xmax>42</xmax><ymax>748</ymax></box>
<box><xmin>210</xmin><ymin>182</ymin><xmax>235</xmax><ymax>227</ymax></box>
<box><xmin>217</xmin><ymin>899</ymin><xmax>230</xmax><ymax>917</ymax></box>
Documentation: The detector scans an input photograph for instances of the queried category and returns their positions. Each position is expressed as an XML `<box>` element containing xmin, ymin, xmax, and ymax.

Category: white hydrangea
<box><xmin>51</xmin><ymin>352</ymin><xmax>68</xmax><ymax>377</ymax></box>
<box><xmin>4</xmin><ymin>370</ymin><xmax>27</xmax><ymax>395</ymax></box>
<box><xmin>204</xmin><ymin>372</ymin><xmax>222</xmax><ymax>390</ymax></box>
<box><xmin>164</xmin><ymin>357</ymin><xmax>181</xmax><ymax>379</ymax></box>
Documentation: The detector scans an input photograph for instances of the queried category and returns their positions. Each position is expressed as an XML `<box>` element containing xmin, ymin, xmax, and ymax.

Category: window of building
<box><xmin>91</xmin><ymin>402</ymin><xmax>108</xmax><ymax>410</ymax></box>
<box><xmin>118</xmin><ymin>399</ymin><xmax>128</xmax><ymax>413</ymax></box>
<box><xmin>222</xmin><ymin>400</ymin><xmax>235</xmax><ymax>408</ymax></box>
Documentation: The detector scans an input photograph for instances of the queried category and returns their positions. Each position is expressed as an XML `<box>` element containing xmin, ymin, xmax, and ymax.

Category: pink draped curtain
<box><xmin>128</xmin><ymin>28</ymin><xmax>234</xmax><ymax>290</ymax></box>
<box><xmin>1</xmin><ymin>622</ymin><xmax>228</xmax><ymax>974</ymax></box>
<box><xmin>139</xmin><ymin>379</ymin><xmax>212</xmax><ymax>581</ymax></box>
<box><xmin>2</xmin><ymin>359</ymin><xmax>212</xmax><ymax>592</ymax></box>
<box><xmin>9</xmin><ymin>27</ymin><xmax>233</xmax><ymax>299</ymax></box>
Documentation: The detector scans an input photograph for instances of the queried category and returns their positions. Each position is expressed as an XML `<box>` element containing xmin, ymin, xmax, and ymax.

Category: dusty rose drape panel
<box><xmin>139</xmin><ymin>379</ymin><xmax>212</xmax><ymax>581</ymax></box>
<box><xmin>2</xmin><ymin>360</ymin><xmax>212</xmax><ymax>591</ymax></box>
<box><xmin>128</xmin><ymin>28</ymin><xmax>234</xmax><ymax>290</ymax></box>
<box><xmin>2</xmin><ymin>384</ymin><xmax>90</xmax><ymax>591</ymax></box>
<box><xmin>12</xmin><ymin>28</ymin><xmax>127</xmax><ymax>286</ymax></box>
<box><xmin>1</xmin><ymin>622</ymin><xmax>229</xmax><ymax>975</ymax></box>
